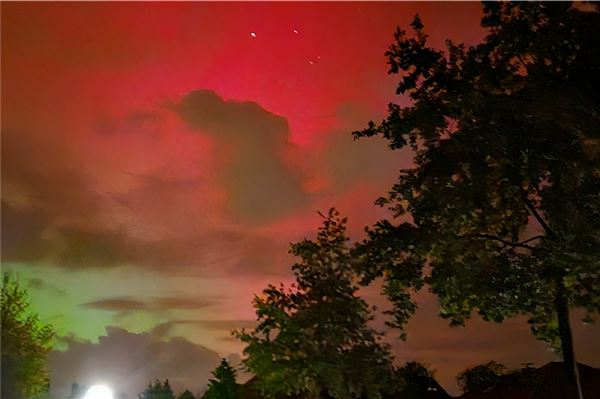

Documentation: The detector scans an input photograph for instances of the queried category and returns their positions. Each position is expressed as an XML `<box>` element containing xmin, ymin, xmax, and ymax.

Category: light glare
<box><xmin>83</xmin><ymin>385</ymin><xmax>114</xmax><ymax>399</ymax></box>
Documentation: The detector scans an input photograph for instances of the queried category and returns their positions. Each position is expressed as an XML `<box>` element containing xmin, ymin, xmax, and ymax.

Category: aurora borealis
<box><xmin>2</xmin><ymin>2</ymin><xmax>599</xmax><ymax>397</ymax></box>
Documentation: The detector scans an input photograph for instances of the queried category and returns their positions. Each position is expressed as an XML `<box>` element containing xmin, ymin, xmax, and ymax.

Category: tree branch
<box><xmin>519</xmin><ymin>235</ymin><xmax>545</xmax><ymax>245</ymax></box>
<box><xmin>520</xmin><ymin>192</ymin><xmax>557</xmax><ymax>239</ymax></box>
<box><xmin>462</xmin><ymin>233</ymin><xmax>539</xmax><ymax>250</ymax></box>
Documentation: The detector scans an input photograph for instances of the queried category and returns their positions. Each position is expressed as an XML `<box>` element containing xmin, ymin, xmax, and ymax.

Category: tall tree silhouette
<box><xmin>236</xmin><ymin>209</ymin><xmax>394</xmax><ymax>399</ymax></box>
<box><xmin>202</xmin><ymin>359</ymin><xmax>239</xmax><ymax>399</ymax></box>
<box><xmin>138</xmin><ymin>379</ymin><xmax>175</xmax><ymax>399</ymax></box>
<box><xmin>177</xmin><ymin>390</ymin><xmax>195</xmax><ymax>399</ymax></box>
<box><xmin>1</xmin><ymin>273</ymin><xmax>55</xmax><ymax>399</ymax></box>
<box><xmin>354</xmin><ymin>3</ymin><xmax>599</xmax><ymax>398</ymax></box>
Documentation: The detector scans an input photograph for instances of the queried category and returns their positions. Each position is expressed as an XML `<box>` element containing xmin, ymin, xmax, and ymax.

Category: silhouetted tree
<box><xmin>393</xmin><ymin>362</ymin><xmax>450</xmax><ymax>398</ymax></box>
<box><xmin>353</xmin><ymin>3</ymin><xmax>599</xmax><ymax>399</ymax></box>
<box><xmin>202</xmin><ymin>359</ymin><xmax>239</xmax><ymax>399</ymax></box>
<box><xmin>1</xmin><ymin>273</ymin><xmax>54</xmax><ymax>399</ymax></box>
<box><xmin>457</xmin><ymin>361</ymin><xmax>507</xmax><ymax>394</ymax></box>
<box><xmin>235</xmin><ymin>209</ymin><xmax>394</xmax><ymax>399</ymax></box>
<box><xmin>177</xmin><ymin>390</ymin><xmax>196</xmax><ymax>399</ymax></box>
<box><xmin>138</xmin><ymin>379</ymin><xmax>175</xmax><ymax>399</ymax></box>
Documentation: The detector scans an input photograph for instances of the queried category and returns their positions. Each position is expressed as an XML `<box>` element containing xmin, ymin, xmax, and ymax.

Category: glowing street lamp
<box><xmin>83</xmin><ymin>385</ymin><xmax>114</xmax><ymax>399</ymax></box>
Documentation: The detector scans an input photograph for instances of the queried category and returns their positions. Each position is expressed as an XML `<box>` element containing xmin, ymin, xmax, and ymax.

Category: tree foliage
<box><xmin>394</xmin><ymin>362</ymin><xmax>449</xmax><ymax>398</ymax></box>
<box><xmin>138</xmin><ymin>379</ymin><xmax>175</xmax><ymax>399</ymax></box>
<box><xmin>456</xmin><ymin>361</ymin><xmax>507</xmax><ymax>394</ymax></box>
<box><xmin>235</xmin><ymin>209</ymin><xmax>394</xmax><ymax>399</ymax></box>
<box><xmin>354</xmin><ymin>1</ymin><xmax>599</xmax><ymax>350</ymax></box>
<box><xmin>1</xmin><ymin>273</ymin><xmax>55</xmax><ymax>399</ymax></box>
<box><xmin>177</xmin><ymin>390</ymin><xmax>196</xmax><ymax>399</ymax></box>
<box><xmin>202</xmin><ymin>359</ymin><xmax>239</xmax><ymax>399</ymax></box>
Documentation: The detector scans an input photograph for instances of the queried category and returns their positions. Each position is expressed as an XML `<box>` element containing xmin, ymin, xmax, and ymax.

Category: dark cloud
<box><xmin>1</xmin><ymin>89</ymin><xmax>409</xmax><ymax>281</ymax></box>
<box><xmin>52</xmin><ymin>225</ymin><xmax>204</xmax><ymax>271</ymax></box>
<box><xmin>81</xmin><ymin>298</ymin><xmax>147</xmax><ymax>311</ymax></box>
<box><xmin>1</xmin><ymin>202</ymin><xmax>205</xmax><ymax>272</ymax></box>
<box><xmin>1</xmin><ymin>200</ymin><xmax>52</xmax><ymax>263</ymax></box>
<box><xmin>150</xmin><ymin>319</ymin><xmax>256</xmax><ymax>338</ymax></box>
<box><xmin>49</xmin><ymin>326</ymin><xmax>222</xmax><ymax>398</ymax></box>
<box><xmin>2</xmin><ymin>194</ymin><xmax>285</xmax><ymax>277</ymax></box>
<box><xmin>1</xmin><ymin>112</ymin><xmax>225</xmax><ymax>274</ymax></box>
<box><xmin>0</xmin><ymin>127</ymin><xmax>105</xmax><ymax>266</ymax></box>
<box><xmin>176</xmin><ymin>89</ymin><xmax>308</xmax><ymax>224</ymax></box>
<box><xmin>82</xmin><ymin>296</ymin><xmax>217</xmax><ymax>312</ymax></box>
<box><xmin>27</xmin><ymin>277</ymin><xmax>66</xmax><ymax>296</ymax></box>
<box><xmin>1</xmin><ymin>129</ymin><xmax>99</xmax><ymax>219</ymax></box>
<box><xmin>1</xmin><ymin>105</ymin><xmax>294</xmax><ymax>276</ymax></box>
<box><xmin>0</xmin><ymin>128</ymin><xmax>121</xmax><ymax>268</ymax></box>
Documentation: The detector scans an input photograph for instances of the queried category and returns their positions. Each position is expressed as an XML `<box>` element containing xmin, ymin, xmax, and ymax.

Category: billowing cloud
<box><xmin>50</xmin><ymin>326</ymin><xmax>223</xmax><ymax>398</ymax></box>
<box><xmin>1</xmin><ymin>91</ymin><xmax>304</xmax><ymax>277</ymax></box>
<box><xmin>1</xmin><ymin>111</ymin><xmax>283</xmax><ymax>276</ymax></box>
<box><xmin>176</xmin><ymin>89</ymin><xmax>309</xmax><ymax>224</ymax></box>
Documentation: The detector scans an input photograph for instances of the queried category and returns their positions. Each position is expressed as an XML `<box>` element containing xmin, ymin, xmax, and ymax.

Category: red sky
<box><xmin>2</xmin><ymin>2</ymin><xmax>599</xmax><ymax>397</ymax></box>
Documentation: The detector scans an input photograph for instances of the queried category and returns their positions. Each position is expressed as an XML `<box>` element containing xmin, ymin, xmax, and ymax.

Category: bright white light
<box><xmin>83</xmin><ymin>385</ymin><xmax>114</xmax><ymax>399</ymax></box>
<box><xmin>250</xmin><ymin>32</ymin><xmax>257</xmax><ymax>38</ymax></box>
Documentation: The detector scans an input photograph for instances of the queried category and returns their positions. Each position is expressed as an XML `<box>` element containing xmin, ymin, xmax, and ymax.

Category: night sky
<box><xmin>2</xmin><ymin>2</ymin><xmax>599</xmax><ymax>397</ymax></box>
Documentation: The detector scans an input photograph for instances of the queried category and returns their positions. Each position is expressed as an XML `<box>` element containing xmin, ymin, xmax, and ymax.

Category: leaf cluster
<box><xmin>1</xmin><ymin>273</ymin><xmax>55</xmax><ymax>399</ymax></box>
<box><xmin>456</xmin><ymin>361</ymin><xmax>507</xmax><ymax>393</ymax></box>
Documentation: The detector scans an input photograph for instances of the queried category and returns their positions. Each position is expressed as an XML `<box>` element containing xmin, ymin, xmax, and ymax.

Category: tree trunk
<box><xmin>521</xmin><ymin>194</ymin><xmax>584</xmax><ymax>398</ymax></box>
<box><xmin>555</xmin><ymin>281</ymin><xmax>584</xmax><ymax>399</ymax></box>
